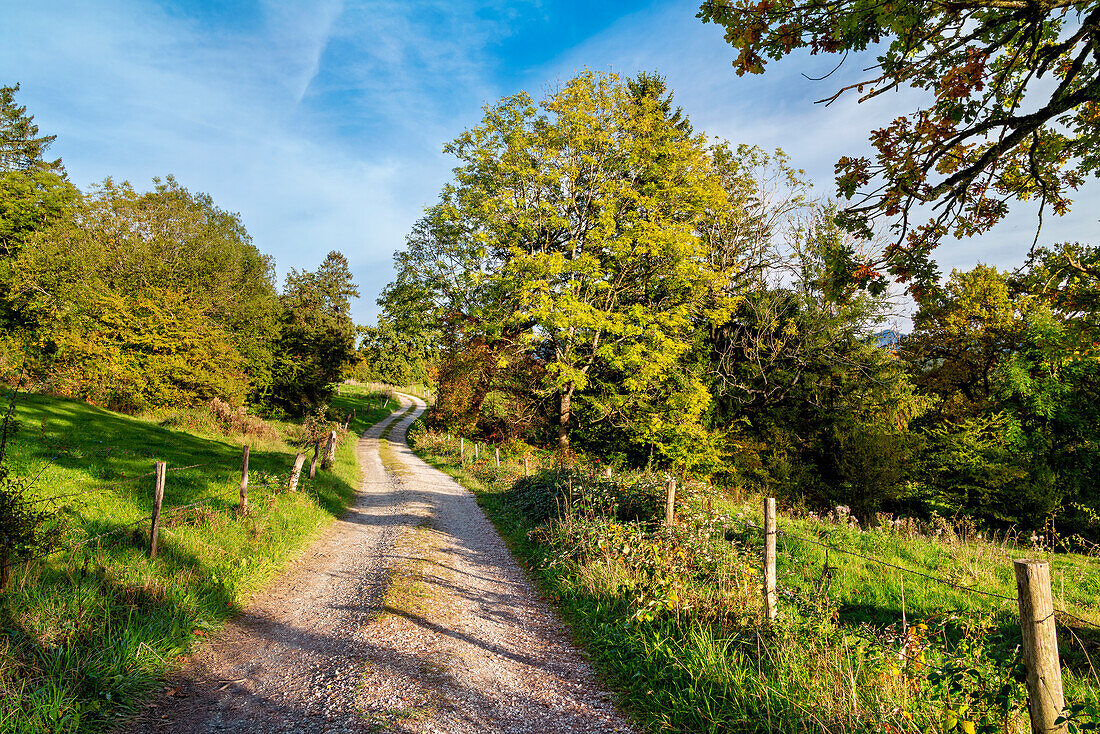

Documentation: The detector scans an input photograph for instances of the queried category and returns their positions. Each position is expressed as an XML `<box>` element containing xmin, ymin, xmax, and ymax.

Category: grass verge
<box><xmin>0</xmin><ymin>386</ymin><xmax>396</xmax><ymax>733</ymax></box>
<box><xmin>409</xmin><ymin>422</ymin><xmax>1100</xmax><ymax>734</ymax></box>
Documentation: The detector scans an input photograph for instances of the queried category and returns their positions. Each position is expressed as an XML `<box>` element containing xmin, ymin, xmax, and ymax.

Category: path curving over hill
<box><xmin>132</xmin><ymin>394</ymin><xmax>635</xmax><ymax>734</ymax></box>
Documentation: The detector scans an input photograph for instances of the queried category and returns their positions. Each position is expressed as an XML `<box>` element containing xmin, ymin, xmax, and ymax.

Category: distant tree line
<box><xmin>0</xmin><ymin>83</ymin><xmax>358</xmax><ymax>417</ymax></box>
<box><xmin>378</xmin><ymin>70</ymin><xmax>1100</xmax><ymax>542</ymax></box>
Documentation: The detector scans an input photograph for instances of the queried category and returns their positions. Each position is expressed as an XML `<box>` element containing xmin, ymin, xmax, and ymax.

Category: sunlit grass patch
<box><xmin>410</xmin><ymin>423</ymin><xmax>1100</xmax><ymax>734</ymax></box>
<box><xmin>0</xmin><ymin>386</ymin><xmax>396</xmax><ymax>733</ymax></box>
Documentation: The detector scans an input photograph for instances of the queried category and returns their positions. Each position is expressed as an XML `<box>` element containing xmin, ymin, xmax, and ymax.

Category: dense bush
<box><xmin>506</xmin><ymin>468</ymin><xmax>665</xmax><ymax>527</ymax></box>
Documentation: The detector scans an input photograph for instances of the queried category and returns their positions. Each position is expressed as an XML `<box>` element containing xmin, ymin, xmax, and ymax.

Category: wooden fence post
<box><xmin>664</xmin><ymin>477</ymin><xmax>677</xmax><ymax>526</ymax></box>
<box><xmin>239</xmin><ymin>445</ymin><xmax>250</xmax><ymax>511</ymax></box>
<box><xmin>150</xmin><ymin>461</ymin><xmax>166</xmax><ymax>558</ymax></box>
<box><xmin>460</xmin><ymin>437</ymin><xmax>465</xmax><ymax>466</ymax></box>
<box><xmin>288</xmin><ymin>453</ymin><xmax>307</xmax><ymax>492</ymax></box>
<box><xmin>604</xmin><ymin>466</ymin><xmax>612</xmax><ymax>479</ymax></box>
<box><xmin>309</xmin><ymin>440</ymin><xmax>320</xmax><ymax>479</ymax></box>
<box><xmin>474</xmin><ymin>442</ymin><xmax>479</xmax><ymax>461</ymax></box>
<box><xmin>495</xmin><ymin>447</ymin><xmax>500</xmax><ymax>468</ymax></box>
<box><xmin>764</xmin><ymin>497</ymin><xmax>777</xmax><ymax>622</ymax></box>
<box><xmin>1015</xmin><ymin>559</ymin><xmax>1067</xmax><ymax>734</ymax></box>
<box><xmin>322</xmin><ymin>430</ymin><xmax>337</xmax><ymax>469</ymax></box>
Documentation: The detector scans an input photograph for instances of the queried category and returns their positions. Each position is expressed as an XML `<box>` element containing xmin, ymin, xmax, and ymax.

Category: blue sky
<box><xmin>3</xmin><ymin>0</ymin><xmax>1097</xmax><ymax>326</ymax></box>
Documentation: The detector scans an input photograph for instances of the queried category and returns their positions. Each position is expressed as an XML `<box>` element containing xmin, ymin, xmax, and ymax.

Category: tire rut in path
<box><xmin>132</xmin><ymin>395</ymin><xmax>636</xmax><ymax>734</ymax></box>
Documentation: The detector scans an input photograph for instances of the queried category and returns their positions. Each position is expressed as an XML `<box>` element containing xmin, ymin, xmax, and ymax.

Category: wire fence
<box><xmin>1</xmin><ymin>419</ymin><xmax>393</xmax><ymax>577</ymax></box>
<box><xmin>3</xmin><ymin>389</ymin><xmax>422</xmax><ymax>580</ymax></box>
<box><xmin>417</xmin><ymin>431</ymin><xmax>1100</xmax><ymax>733</ymax></box>
<box><xmin>721</xmin><ymin>511</ymin><xmax>1100</xmax><ymax>631</ymax></box>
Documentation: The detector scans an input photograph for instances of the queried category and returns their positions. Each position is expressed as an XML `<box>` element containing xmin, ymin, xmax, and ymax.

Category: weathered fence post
<box><xmin>474</xmin><ymin>442</ymin><xmax>479</xmax><ymax>461</ymax></box>
<box><xmin>287</xmin><ymin>453</ymin><xmax>307</xmax><ymax>492</ymax></box>
<box><xmin>664</xmin><ymin>477</ymin><xmax>677</xmax><ymax>526</ymax></box>
<box><xmin>322</xmin><ymin>430</ymin><xmax>337</xmax><ymax>469</ymax></box>
<box><xmin>309</xmin><ymin>439</ymin><xmax>320</xmax><ymax>479</ymax></box>
<box><xmin>460</xmin><ymin>437</ymin><xmax>465</xmax><ymax>466</ymax></box>
<box><xmin>604</xmin><ymin>465</ymin><xmax>612</xmax><ymax>479</ymax></box>
<box><xmin>495</xmin><ymin>447</ymin><xmax>500</xmax><ymax>468</ymax></box>
<box><xmin>763</xmin><ymin>497</ymin><xmax>777</xmax><ymax>622</ymax></box>
<box><xmin>149</xmin><ymin>461</ymin><xmax>166</xmax><ymax>558</ymax></box>
<box><xmin>239</xmin><ymin>445</ymin><xmax>250</xmax><ymax>511</ymax></box>
<box><xmin>1015</xmin><ymin>559</ymin><xmax>1067</xmax><ymax>734</ymax></box>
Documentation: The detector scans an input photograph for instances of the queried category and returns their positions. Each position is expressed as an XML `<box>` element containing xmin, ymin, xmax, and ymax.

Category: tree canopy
<box><xmin>699</xmin><ymin>0</ymin><xmax>1100</xmax><ymax>292</ymax></box>
<box><xmin>382</xmin><ymin>71</ymin><xmax>814</xmax><ymax>469</ymax></box>
<box><xmin>269</xmin><ymin>251</ymin><xmax>360</xmax><ymax>416</ymax></box>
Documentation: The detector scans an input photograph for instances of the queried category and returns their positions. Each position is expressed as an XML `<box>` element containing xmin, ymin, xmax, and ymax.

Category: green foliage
<box><xmin>0</xmin><ymin>394</ymin><xmax>56</xmax><ymax>588</ymax></box>
<box><xmin>0</xmin><ymin>386</ymin><xmax>393</xmax><ymax>731</ymax></box>
<box><xmin>0</xmin><ymin>84</ymin><xmax>80</xmax><ymax>336</ymax></box>
<box><xmin>902</xmin><ymin>257</ymin><xmax>1100</xmax><ymax>532</ymax></box>
<box><xmin>383</xmin><ymin>71</ymin><xmax>812</xmax><ymax>471</ymax></box>
<box><xmin>708</xmin><ymin>211</ymin><xmax>926</xmax><ymax>514</ymax></box>
<box><xmin>352</xmin><ymin>318</ymin><xmax>431</xmax><ymax>387</ymax></box>
<box><xmin>506</xmin><ymin>468</ymin><xmax>665</xmax><ymax>527</ymax></box>
<box><xmin>8</xmin><ymin>177</ymin><xmax>280</xmax><ymax>410</ymax></box>
<box><xmin>269</xmin><ymin>251</ymin><xmax>359</xmax><ymax>416</ymax></box>
<box><xmin>699</xmin><ymin>0</ymin><xmax>1100</xmax><ymax>290</ymax></box>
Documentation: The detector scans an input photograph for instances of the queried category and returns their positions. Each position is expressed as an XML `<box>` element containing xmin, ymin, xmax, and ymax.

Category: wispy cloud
<box><xmin>3</xmin><ymin>0</ymin><xmax>1097</xmax><ymax>326</ymax></box>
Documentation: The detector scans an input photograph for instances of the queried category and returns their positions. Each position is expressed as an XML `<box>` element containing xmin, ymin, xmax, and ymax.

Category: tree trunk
<box><xmin>466</xmin><ymin>358</ymin><xmax>498</xmax><ymax>433</ymax></box>
<box><xmin>557</xmin><ymin>384</ymin><xmax>574</xmax><ymax>452</ymax></box>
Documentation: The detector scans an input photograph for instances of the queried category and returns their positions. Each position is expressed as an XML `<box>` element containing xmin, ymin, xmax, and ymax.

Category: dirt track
<box><xmin>132</xmin><ymin>394</ymin><xmax>635</xmax><ymax>734</ymax></box>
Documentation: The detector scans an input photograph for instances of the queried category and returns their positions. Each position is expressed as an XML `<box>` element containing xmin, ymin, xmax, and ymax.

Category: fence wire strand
<box><xmin>722</xmin><ymin>512</ymin><xmax>1100</xmax><ymax>630</ymax></box>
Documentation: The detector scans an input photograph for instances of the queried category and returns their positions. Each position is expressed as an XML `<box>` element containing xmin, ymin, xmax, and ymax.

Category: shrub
<box><xmin>288</xmin><ymin>405</ymin><xmax>346</xmax><ymax>449</ymax></box>
<box><xmin>208</xmin><ymin>397</ymin><xmax>278</xmax><ymax>440</ymax></box>
<box><xmin>506</xmin><ymin>468</ymin><xmax>666</xmax><ymax>527</ymax></box>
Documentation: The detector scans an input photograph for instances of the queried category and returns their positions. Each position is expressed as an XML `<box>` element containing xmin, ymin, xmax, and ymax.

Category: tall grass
<box><xmin>0</xmin><ymin>387</ymin><xmax>395</xmax><ymax>733</ymax></box>
<box><xmin>409</xmin><ymin>423</ymin><xmax>1100</xmax><ymax>734</ymax></box>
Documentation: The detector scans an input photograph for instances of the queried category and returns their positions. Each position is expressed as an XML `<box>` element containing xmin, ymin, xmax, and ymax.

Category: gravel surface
<box><xmin>129</xmin><ymin>395</ymin><xmax>637</xmax><ymax>734</ymax></box>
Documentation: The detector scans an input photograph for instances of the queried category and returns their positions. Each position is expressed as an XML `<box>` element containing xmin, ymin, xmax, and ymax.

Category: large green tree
<box><xmin>699</xmin><ymin>0</ymin><xmax>1100</xmax><ymax>292</ymax></box>
<box><xmin>709</xmin><ymin>210</ymin><xmax>925</xmax><ymax>511</ymax></box>
<box><xmin>270</xmin><ymin>251</ymin><xmax>359</xmax><ymax>415</ymax></box>
<box><xmin>10</xmin><ymin>177</ymin><xmax>279</xmax><ymax>409</ymax></box>
<box><xmin>385</xmin><ymin>71</ymin><xmax>752</xmax><ymax>465</ymax></box>
<box><xmin>0</xmin><ymin>84</ymin><xmax>79</xmax><ymax>340</ymax></box>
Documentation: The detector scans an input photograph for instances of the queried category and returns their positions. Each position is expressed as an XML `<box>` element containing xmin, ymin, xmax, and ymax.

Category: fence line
<box><xmin>424</xmin><ymin>432</ymin><xmax>1097</xmax><ymax>734</ymax></box>
<box><xmin>2</xmin><ymin>434</ymin><xmax>351</xmax><ymax>578</ymax></box>
<box><xmin>721</xmin><ymin>511</ymin><xmax>1100</xmax><ymax>631</ymax></box>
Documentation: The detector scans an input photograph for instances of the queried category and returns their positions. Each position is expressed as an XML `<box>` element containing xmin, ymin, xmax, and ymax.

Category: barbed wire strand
<box><xmin>776</xmin><ymin>525</ymin><xmax>1020</xmax><ymax>602</ymax></box>
<box><xmin>724</xmin><ymin>514</ymin><xmax>1100</xmax><ymax>630</ymax></box>
<box><xmin>161</xmin><ymin>485</ymin><xmax>244</xmax><ymax>517</ymax></box>
<box><xmin>1</xmin><ymin>480</ymin><xmax>256</xmax><ymax>574</ymax></box>
<box><xmin>165</xmin><ymin>462</ymin><xmax>213</xmax><ymax>473</ymax></box>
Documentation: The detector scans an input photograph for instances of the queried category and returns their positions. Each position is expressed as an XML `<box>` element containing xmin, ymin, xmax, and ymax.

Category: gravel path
<box><xmin>131</xmin><ymin>395</ymin><xmax>637</xmax><ymax>734</ymax></box>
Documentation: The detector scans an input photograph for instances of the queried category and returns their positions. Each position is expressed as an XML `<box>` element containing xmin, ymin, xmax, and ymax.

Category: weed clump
<box><xmin>208</xmin><ymin>398</ymin><xmax>278</xmax><ymax>440</ymax></box>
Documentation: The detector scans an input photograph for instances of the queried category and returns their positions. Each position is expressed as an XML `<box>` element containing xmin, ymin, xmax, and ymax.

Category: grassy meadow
<box><xmin>409</xmin><ymin>425</ymin><xmax>1100</xmax><ymax>734</ymax></box>
<box><xmin>0</xmin><ymin>384</ymin><xmax>395</xmax><ymax>733</ymax></box>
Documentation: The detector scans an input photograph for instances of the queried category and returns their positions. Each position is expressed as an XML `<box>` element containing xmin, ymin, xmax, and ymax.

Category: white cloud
<box><xmin>3</xmin><ymin>0</ymin><xmax>1096</xmax><ymax>329</ymax></box>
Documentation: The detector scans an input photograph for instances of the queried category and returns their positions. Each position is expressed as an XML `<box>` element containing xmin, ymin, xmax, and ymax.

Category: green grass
<box><xmin>409</xmin><ymin>423</ymin><xmax>1100</xmax><ymax>734</ymax></box>
<box><xmin>0</xmin><ymin>387</ymin><xmax>396</xmax><ymax>733</ymax></box>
